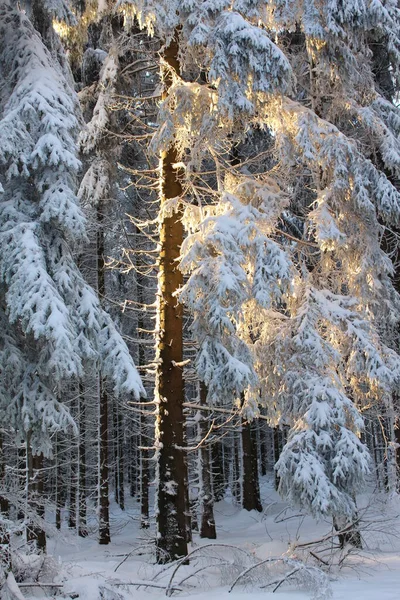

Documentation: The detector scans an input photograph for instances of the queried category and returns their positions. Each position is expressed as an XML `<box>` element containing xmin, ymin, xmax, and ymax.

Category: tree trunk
<box><xmin>129</xmin><ymin>434</ymin><xmax>138</xmax><ymax>498</ymax></box>
<box><xmin>241</xmin><ymin>420</ymin><xmax>262</xmax><ymax>512</ymax></box>
<box><xmin>55</xmin><ymin>434</ymin><xmax>62</xmax><ymax>530</ymax></box>
<box><xmin>78</xmin><ymin>384</ymin><xmax>88</xmax><ymax>537</ymax></box>
<box><xmin>0</xmin><ymin>432</ymin><xmax>9</xmax><ymax>518</ymax></box>
<box><xmin>26</xmin><ymin>440</ymin><xmax>46</xmax><ymax>552</ymax></box>
<box><xmin>212</xmin><ymin>442</ymin><xmax>226</xmax><ymax>502</ymax></box>
<box><xmin>99</xmin><ymin>376</ymin><xmax>111</xmax><ymax>545</ymax></box>
<box><xmin>137</xmin><ymin>268</ymin><xmax>149</xmax><ymax>528</ymax></box>
<box><xmin>118</xmin><ymin>409</ymin><xmax>124</xmax><ymax>511</ymax></box>
<box><xmin>199</xmin><ymin>384</ymin><xmax>216</xmax><ymax>539</ymax></box>
<box><xmin>98</xmin><ymin>202</ymin><xmax>111</xmax><ymax>545</ymax></box>
<box><xmin>155</xmin><ymin>31</ymin><xmax>188</xmax><ymax>563</ymax></box>
<box><xmin>232</xmin><ymin>430</ymin><xmax>241</xmax><ymax>502</ymax></box>
<box><xmin>113</xmin><ymin>399</ymin><xmax>119</xmax><ymax>507</ymax></box>
<box><xmin>259</xmin><ymin>420</ymin><xmax>267</xmax><ymax>477</ymax></box>
<box><xmin>68</xmin><ymin>393</ymin><xmax>77</xmax><ymax>531</ymax></box>
<box><xmin>273</xmin><ymin>427</ymin><xmax>281</xmax><ymax>491</ymax></box>
<box><xmin>0</xmin><ymin>432</ymin><xmax>11</xmax><ymax>569</ymax></box>
<box><xmin>32</xmin><ymin>454</ymin><xmax>46</xmax><ymax>552</ymax></box>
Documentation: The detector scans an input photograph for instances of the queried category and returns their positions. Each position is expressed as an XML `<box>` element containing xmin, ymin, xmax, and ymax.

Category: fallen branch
<box><xmin>17</xmin><ymin>583</ymin><xmax>63</xmax><ymax>588</ymax></box>
<box><xmin>110</xmin><ymin>580</ymin><xmax>182</xmax><ymax>591</ymax></box>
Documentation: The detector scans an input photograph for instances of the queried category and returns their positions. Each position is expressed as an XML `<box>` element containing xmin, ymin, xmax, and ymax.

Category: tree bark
<box><xmin>55</xmin><ymin>434</ymin><xmax>62</xmax><ymax>530</ymax></box>
<box><xmin>155</xmin><ymin>31</ymin><xmax>188</xmax><ymax>563</ymax></box>
<box><xmin>26</xmin><ymin>439</ymin><xmax>46</xmax><ymax>552</ymax></box>
<box><xmin>68</xmin><ymin>393</ymin><xmax>77</xmax><ymax>531</ymax></box>
<box><xmin>273</xmin><ymin>427</ymin><xmax>281</xmax><ymax>491</ymax></box>
<box><xmin>241</xmin><ymin>420</ymin><xmax>262</xmax><ymax>512</ymax></box>
<box><xmin>118</xmin><ymin>409</ymin><xmax>124</xmax><ymax>511</ymax></box>
<box><xmin>0</xmin><ymin>432</ymin><xmax>11</xmax><ymax>569</ymax></box>
<box><xmin>113</xmin><ymin>399</ymin><xmax>119</xmax><ymax>507</ymax></box>
<box><xmin>32</xmin><ymin>454</ymin><xmax>46</xmax><ymax>552</ymax></box>
<box><xmin>98</xmin><ymin>202</ymin><xmax>111</xmax><ymax>545</ymax></box>
<box><xmin>78</xmin><ymin>384</ymin><xmax>88</xmax><ymax>537</ymax></box>
<box><xmin>199</xmin><ymin>383</ymin><xmax>216</xmax><ymax>539</ymax></box>
<box><xmin>232</xmin><ymin>430</ymin><xmax>241</xmax><ymax>502</ymax></box>
<box><xmin>137</xmin><ymin>268</ymin><xmax>149</xmax><ymax>528</ymax></box>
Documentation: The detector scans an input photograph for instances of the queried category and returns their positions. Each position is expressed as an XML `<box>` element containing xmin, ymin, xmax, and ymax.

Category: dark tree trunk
<box><xmin>155</xmin><ymin>32</ymin><xmax>188</xmax><ymax>563</ymax></box>
<box><xmin>212</xmin><ymin>442</ymin><xmax>226</xmax><ymax>502</ymax></box>
<box><xmin>273</xmin><ymin>427</ymin><xmax>281</xmax><ymax>491</ymax></box>
<box><xmin>98</xmin><ymin>203</ymin><xmax>111</xmax><ymax>545</ymax></box>
<box><xmin>68</xmin><ymin>394</ymin><xmax>77</xmax><ymax>531</ymax></box>
<box><xmin>0</xmin><ymin>432</ymin><xmax>11</xmax><ymax>568</ymax></box>
<box><xmin>99</xmin><ymin>377</ymin><xmax>111</xmax><ymax>545</ymax></box>
<box><xmin>113</xmin><ymin>400</ymin><xmax>120</xmax><ymax>507</ymax></box>
<box><xmin>232</xmin><ymin>430</ymin><xmax>241</xmax><ymax>502</ymax></box>
<box><xmin>241</xmin><ymin>420</ymin><xmax>262</xmax><ymax>512</ymax></box>
<box><xmin>17</xmin><ymin>446</ymin><xmax>25</xmax><ymax>523</ymax></box>
<box><xmin>55</xmin><ymin>434</ymin><xmax>62</xmax><ymax>530</ymax></box>
<box><xmin>259</xmin><ymin>420</ymin><xmax>267</xmax><ymax>477</ymax></box>
<box><xmin>118</xmin><ymin>409</ymin><xmax>124</xmax><ymax>511</ymax></box>
<box><xmin>130</xmin><ymin>434</ymin><xmax>138</xmax><ymax>498</ymax></box>
<box><xmin>0</xmin><ymin>433</ymin><xmax>9</xmax><ymax>519</ymax></box>
<box><xmin>199</xmin><ymin>384</ymin><xmax>216</xmax><ymax>539</ymax></box>
<box><xmin>78</xmin><ymin>385</ymin><xmax>88</xmax><ymax>537</ymax></box>
<box><xmin>26</xmin><ymin>441</ymin><xmax>46</xmax><ymax>552</ymax></box>
<box><xmin>32</xmin><ymin>454</ymin><xmax>46</xmax><ymax>552</ymax></box>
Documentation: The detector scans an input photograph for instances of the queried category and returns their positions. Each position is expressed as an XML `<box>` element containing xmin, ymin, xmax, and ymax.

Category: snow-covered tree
<box><xmin>119</xmin><ymin>0</ymin><xmax>400</xmax><ymax>533</ymax></box>
<box><xmin>0</xmin><ymin>0</ymin><xmax>144</xmax><ymax>459</ymax></box>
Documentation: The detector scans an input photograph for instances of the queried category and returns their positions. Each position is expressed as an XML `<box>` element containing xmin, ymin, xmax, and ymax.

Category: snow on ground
<box><xmin>29</xmin><ymin>478</ymin><xmax>400</xmax><ymax>599</ymax></box>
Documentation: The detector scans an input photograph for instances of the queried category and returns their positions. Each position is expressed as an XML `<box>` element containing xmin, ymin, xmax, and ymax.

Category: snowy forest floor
<box><xmin>19</xmin><ymin>478</ymin><xmax>400</xmax><ymax>600</ymax></box>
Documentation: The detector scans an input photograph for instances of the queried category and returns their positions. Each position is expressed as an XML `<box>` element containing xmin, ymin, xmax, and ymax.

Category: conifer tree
<box><xmin>0</xmin><ymin>0</ymin><xmax>144</xmax><ymax>541</ymax></box>
<box><xmin>120</xmin><ymin>0</ymin><xmax>400</xmax><ymax>535</ymax></box>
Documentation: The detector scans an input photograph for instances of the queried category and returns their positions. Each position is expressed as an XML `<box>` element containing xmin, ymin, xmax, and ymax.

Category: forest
<box><xmin>1</xmin><ymin>0</ymin><xmax>400</xmax><ymax>598</ymax></box>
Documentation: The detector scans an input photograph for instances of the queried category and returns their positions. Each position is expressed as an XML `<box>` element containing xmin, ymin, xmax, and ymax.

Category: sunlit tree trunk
<box><xmin>137</xmin><ymin>269</ymin><xmax>149</xmax><ymax>528</ymax></box>
<box><xmin>155</xmin><ymin>31</ymin><xmax>188</xmax><ymax>563</ymax></box>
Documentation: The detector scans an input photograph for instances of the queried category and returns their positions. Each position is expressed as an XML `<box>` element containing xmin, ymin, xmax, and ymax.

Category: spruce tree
<box><xmin>0</xmin><ymin>0</ymin><xmax>144</xmax><ymax>486</ymax></box>
<box><xmin>120</xmin><ymin>0</ymin><xmax>400</xmax><ymax>534</ymax></box>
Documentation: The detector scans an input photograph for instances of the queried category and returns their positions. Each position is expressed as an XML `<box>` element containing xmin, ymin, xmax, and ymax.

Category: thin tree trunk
<box><xmin>199</xmin><ymin>383</ymin><xmax>216</xmax><ymax>539</ymax></box>
<box><xmin>99</xmin><ymin>376</ymin><xmax>111</xmax><ymax>545</ymax></box>
<box><xmin>55</xmin><ymin>434</ymin><xmax>62</xmax><ymax>530</ymax></box>
<box><xmin>273</xmin><ymin>427</ymin><xmax>281</xmax><ymax>491</ymax></box>
<box><xmin>137</xmin><ymin>269</ymin><xmax>149</xmax><ymax>528</ymax></box>
<box><xmin>259</xmin><ymin>419</ymin><xmax>267</xmax><ymax>477</ymax></box>
<box><xmin>155</xmin><ymin>31</ymin><xmax>188</xmax><ymax>563</ymax></box>
<box><xmin>98</xmin><ymin>202</ymin><xmax>111</xmax><ymax>545</ymax></box>
<box><xmin>68</xmin><ymin>393</ymin><xmax>77</xmax><ymax>531</ymax></box>
<box><xmin>0</xmin><ymin>432</ymin><xmax>9</xmax><ymax>518</ymax></box>
<box><xmin>78</xmin><ymin>384</ymin><xmax>88</xmax><ymax>537</ymax></box>
<box><xmin>130</xmin><ymin>434</ymin><xmax>138</xmax><ymax>498</ymax></box>
<box><xmin>0</xmin><ymin>432</ymin><xmax>11</xmax><ymax>569</ymax></box>
<box><xmin>32</xmin><ymin>454</ymin><xmax>46</xmax><ymax>552</ymax></box>
<box><xmin>118</xmin><ymin>409</ymin><xmax>124</xmax><ymax>511</ymax></box>
<box><xmin>113</xmin><ymin>399</ymin><xmax>119</xmax><ymax>506</ymax></box>
<box><xmin>232</xmin><ymin>430</ymin><xmax>241</xmax><ymax>502</ymax></box>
